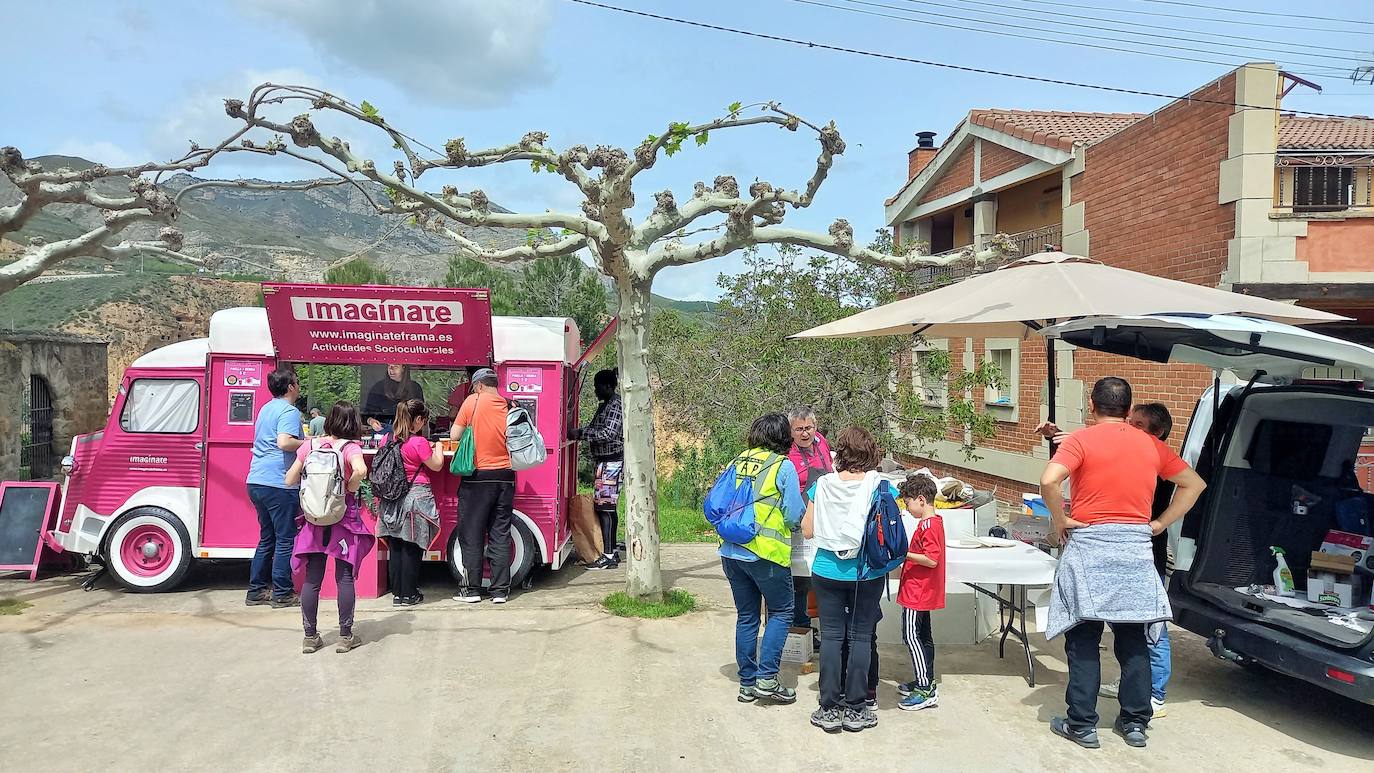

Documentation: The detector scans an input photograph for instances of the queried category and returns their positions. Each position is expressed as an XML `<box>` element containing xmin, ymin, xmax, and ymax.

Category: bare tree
<box><xmin>211</xmin><ymin>83</ymin><xmax>986</xmax><ymax>600</ymax></box>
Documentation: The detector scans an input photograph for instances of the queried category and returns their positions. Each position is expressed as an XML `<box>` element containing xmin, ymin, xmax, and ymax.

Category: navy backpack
<box><xmin>859</xmin><ymin>480</ymin><xmax>908</xmax><ymax>580</ymax></box>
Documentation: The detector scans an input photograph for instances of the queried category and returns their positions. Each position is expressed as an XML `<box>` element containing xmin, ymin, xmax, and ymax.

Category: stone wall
<box><xmin>0</xmin><ymin>333</ymin><xmax>109</xmax><ymax>481</ymax></box>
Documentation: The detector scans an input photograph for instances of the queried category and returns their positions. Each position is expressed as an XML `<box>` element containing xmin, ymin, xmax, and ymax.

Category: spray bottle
<box><xmin>1271</xmin><ymin>546</ymin><xmax>1296</xmax><ymax>597</ymax></box>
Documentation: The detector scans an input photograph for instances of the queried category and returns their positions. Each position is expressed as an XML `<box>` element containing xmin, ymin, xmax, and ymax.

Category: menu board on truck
<box><xmin>262</xmin><ymin>283</ymin><xmax>495</xmax><ymax>366</ymax></box>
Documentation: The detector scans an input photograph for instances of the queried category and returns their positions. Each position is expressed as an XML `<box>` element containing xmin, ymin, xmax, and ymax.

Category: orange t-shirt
<box><xmin>1054</xmin><ymin>422</ymin><xmax>1187</xmax><ymax>525</ymax></box>
<box><xmin>456</xmin><ymin>391</ymin><xmax>510</xmax><ymax>471</ymax></box>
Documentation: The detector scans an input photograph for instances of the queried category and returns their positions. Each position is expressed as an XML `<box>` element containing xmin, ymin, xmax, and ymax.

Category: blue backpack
<box><xmin>704</xmin><ymin>453</ymin><xmax>784</xmax><ymax>545</ymax></box>
<box><xmin>859</xmin><ymin>481</ymin><xmax>908</xmax><ymax>580</ymax></box>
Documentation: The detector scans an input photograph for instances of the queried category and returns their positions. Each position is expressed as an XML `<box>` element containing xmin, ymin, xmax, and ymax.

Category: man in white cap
<box><xmin>449</xmin><ymin>367</ymin><xmax>514</xmax><ymax>604</ymax></box>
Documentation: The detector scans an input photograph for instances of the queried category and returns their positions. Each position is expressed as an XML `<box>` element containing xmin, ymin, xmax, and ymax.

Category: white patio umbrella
<box><xmin>791</xmin><ymin>251</ymin><xmax>1348</xmax><ymax>423</ymax></box>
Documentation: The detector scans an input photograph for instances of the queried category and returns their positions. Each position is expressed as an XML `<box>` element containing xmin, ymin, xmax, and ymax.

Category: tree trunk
<box><xmin>613</xmin><ymin>273</ymin><xmax>663</xmax><ymax>602</ymax></box>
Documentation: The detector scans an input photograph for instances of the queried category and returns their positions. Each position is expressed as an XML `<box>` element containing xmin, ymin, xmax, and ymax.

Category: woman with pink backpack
<box><xmin>284</xmin><ymin>401</ymin><xmax>375</xmax><ymax>654</ymax></box>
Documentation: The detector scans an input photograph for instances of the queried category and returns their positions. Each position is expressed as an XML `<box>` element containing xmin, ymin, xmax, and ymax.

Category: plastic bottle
<box><xmin>1271</xmin><ymin>546</ymin><xmax>1296</xmax><ymax>597</ymax></box>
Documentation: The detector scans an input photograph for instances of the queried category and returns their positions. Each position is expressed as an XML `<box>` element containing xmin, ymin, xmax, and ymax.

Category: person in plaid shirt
<box><xmin>572</xmin><ymin>369</ymin><xmax>624</xmax><ymax>568</ymax></box>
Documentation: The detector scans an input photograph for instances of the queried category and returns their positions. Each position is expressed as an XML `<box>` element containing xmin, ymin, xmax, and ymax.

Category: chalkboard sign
<box><xmin>0</xmin><ymin>482</ymin><xmax>58</xmax><ymax>579</ymax></box>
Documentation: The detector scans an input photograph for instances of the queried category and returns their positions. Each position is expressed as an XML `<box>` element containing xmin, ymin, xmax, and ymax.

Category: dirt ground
<box><xmin>1</xmin><ymin>544</ymin><xmax>1370</xmax><ymax>772</ymax></box>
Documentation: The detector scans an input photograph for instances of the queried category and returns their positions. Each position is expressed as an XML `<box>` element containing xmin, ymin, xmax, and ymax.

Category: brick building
<box><xmin>882</xmin><ymin>63</ymin><xmax>1374</xmax><ymax>504</ymax></box>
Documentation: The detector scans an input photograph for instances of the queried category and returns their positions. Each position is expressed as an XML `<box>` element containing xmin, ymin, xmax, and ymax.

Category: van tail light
<box><xmin>1326</xmin><ymin>667</ymin><xmax>1356</xmax><ymax>684</ymax></box>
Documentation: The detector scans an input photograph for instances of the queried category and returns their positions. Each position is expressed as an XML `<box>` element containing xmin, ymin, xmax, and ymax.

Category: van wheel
<box><xmin>105</xmin><ymin>508</ymin><xmax>193</xmax><ymax>592</ymax></box>
<box><xmin>446</xmin><ymin>518</ymin><xmax>539</xmax><ymax>590</ymax></box>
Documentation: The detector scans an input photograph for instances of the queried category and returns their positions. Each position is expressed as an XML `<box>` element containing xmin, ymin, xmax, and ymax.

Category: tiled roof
<box><xmin>1279</xmin><ymin>114</ymin><xmax>1374</xmax><ymax>150</ymax></box>
<box><xmin>968</xmin><ymin>109</ymin><xmax>1147</xmax><ymax>151</ymax></box>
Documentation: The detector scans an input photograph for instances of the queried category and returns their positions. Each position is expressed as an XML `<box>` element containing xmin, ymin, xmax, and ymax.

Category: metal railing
<box><xmin>913</xmin><ymin>223</ymin><xmax>1062</xmax><ymax>288</ymax></box>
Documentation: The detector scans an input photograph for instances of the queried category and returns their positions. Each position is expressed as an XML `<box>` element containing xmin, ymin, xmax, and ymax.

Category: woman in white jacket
<box><xmin>801</xmin><ymin>426</ymin><xmax>886</xmax><ymax>734</ymax></box>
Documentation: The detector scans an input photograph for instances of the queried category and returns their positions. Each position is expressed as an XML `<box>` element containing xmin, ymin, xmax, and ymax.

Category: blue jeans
<box><xmin>247</xmin><ymin>484</ymin><xmax>300</xmax><ymax>599</ymax></box>
<box><xmin>1150</xmin><ymin>624</ymin><xmax>1172</xmax><ymax>701</ymax></box>
<box><xmin>722</xmin><ymin>557</ymin><xmax>794</xmax><ymax>686</ymax></box>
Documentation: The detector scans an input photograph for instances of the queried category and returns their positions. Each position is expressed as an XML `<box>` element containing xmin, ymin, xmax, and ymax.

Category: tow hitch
<box><xmin>1207</xmin><ymin>629</ymin><xmax>1250</xmax><ymax>664</ymax></box>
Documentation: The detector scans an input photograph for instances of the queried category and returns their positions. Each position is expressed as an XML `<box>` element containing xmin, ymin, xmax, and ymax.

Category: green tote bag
<box><xmin>450</xmin><ymin>425</ymin><xmax>476</xmax><ymax>476</ymax></box>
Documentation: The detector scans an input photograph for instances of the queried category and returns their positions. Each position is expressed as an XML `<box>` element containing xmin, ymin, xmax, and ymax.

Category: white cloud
<box><xmin>242</xmin><ymin>0</ymin><xmax>553</xmax><ymax>107</ymax></box>
<box><xmin>52</xmin><ymin>140</ymin><xmax>141</xmax><ymax>167</ymax></box>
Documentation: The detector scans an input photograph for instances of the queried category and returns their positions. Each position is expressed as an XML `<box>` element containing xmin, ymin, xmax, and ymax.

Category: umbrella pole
<box><xmin>1046</xmin><ymin>335</ymin><xmax>1058</xmax><ymax>455</ymax></box>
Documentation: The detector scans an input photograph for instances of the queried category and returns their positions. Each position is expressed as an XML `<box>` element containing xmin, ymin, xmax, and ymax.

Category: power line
<box><xmin>1000</xmin><ymin>0</ymin><xmax>1374</xmax><ymax>35</ymax></box>
<box><xmin>870</xmin><ymin>0</ymin><xmax>1367</xmax><ymax>67</ymax></box>
<box><xmin>797</xmin><ymin>0</ymin><xmax>1353</xmax><ymax>73</ymax></box>
<box><xmin>1138</xmin><ymin>0</ymin><xmax>1374</xmax><ymax>27</ymax></box>
<box><xmin>564</xmin><ymin>0</ymin><xmax>1370</xmax><ymax>120</ymax></box>
<box><xmin>919</xmin><ymin>0</ymin><xmax>1370</xmax><ymax>58</ymax></box>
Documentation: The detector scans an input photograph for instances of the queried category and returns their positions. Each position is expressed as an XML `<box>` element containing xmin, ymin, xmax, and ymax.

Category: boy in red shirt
<box><xmin>896</xmin><ymin>474</ymin><xmax>945</xmax><ymax>711</ymax></box>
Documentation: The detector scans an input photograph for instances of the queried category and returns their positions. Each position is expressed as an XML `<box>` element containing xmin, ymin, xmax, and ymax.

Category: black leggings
<box><xmin>389</xmin><ymin>538</ymin><xmax>424</xmax><ymax>598</ymax></box>
<box><xmin>595</xmin><ymin>504</ymin><xmax>619</xmax><ymax>557</ymax></box>
<box><xmin>302</xmin><ymin>554</ymin><xmax>355</xmax><ymax>638</ymax></box>
<box><xmin>814</xmin><ymin>575</ymin><xmax>885</xmax><ymax>710</ymax></box>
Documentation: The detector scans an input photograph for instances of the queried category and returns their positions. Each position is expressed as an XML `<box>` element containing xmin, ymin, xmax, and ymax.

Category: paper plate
<box><xmin>948</xmin><ymin>538</ymin><xmax>985</xmax><ymax>549</ymax></box>
<box><xmin>977</xmin><ymin>536</ymin><xmax>1020</xmax><ymax>548</ymax></box>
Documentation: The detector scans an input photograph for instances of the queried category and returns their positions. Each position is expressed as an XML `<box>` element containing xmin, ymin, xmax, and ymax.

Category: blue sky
<box><xmin>5</xmin><ymin>0</ymin><xmax>1371</xmax><ymax>300</ymax></box>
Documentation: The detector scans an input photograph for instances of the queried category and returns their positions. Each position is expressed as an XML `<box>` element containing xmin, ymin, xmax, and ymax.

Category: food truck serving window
<box><xmin>121</xmin><ymin>379</ymin><xmax>200</xmax><ymax>434</ymax></box>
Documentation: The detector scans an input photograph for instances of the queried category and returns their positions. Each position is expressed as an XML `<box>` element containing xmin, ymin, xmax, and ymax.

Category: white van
<box><xmin>1045</xmin><ymin>314</ymin><xmax>1374</xmax><ymax>705</ymax></box>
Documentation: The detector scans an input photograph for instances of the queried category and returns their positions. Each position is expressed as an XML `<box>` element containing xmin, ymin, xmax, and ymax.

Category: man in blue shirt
<box><xmin>245</xmin><ymin>367</ymin><xmax>304</xmax><ymax>607</ymax></box>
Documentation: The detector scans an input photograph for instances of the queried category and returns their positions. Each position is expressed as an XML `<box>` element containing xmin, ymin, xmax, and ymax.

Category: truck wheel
<box><xmin>105</xmin><ymin>508</ymin><xmax>193</xmax><ymax>592</ymax></box>
<box><xmin>446</xmin><ymin>517</ymin><xmax>539</xmax><ymax>590</ymax></box>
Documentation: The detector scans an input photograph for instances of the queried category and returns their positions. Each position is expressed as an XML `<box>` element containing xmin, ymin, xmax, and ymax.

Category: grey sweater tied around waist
<box><xmin>1046</xmin><ymin>523</ymin><xmax>1172</xmax><ymax>640</ymax></box>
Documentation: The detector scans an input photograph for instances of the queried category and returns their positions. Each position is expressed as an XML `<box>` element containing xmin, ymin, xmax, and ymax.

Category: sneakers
<box><xmin>335</xmin><ymin>634</ymin><xmax>362</xmax><ymax>653</ymax></box>
<box><xmin>810</xmin><ymin>707</ymin><xmax>843</xmax><ymax>733</ymax></box>
<box><xmin>1051</xmin><ymin>717</ymin><xmax>1101</xmax><ymax>749</ymax></box>
<box><xmin>1114</xmin><ymin>720</ymin><xmax>1149</xmax><ymax>748</ymax></box>
<box><xmin>246</xmin><ymin>591</ymin><xmax>272</xmax><ymax>607</ymax></box>
<box><xmin>897</xmin><ymin>680</ymin><xmax>919</xmax><ymax>698</ymax></box>
<box><xmin>898</xmin><ymin>687</ymin><xmax>939</xmax><ymax>712</ymax></box>
<box><xmin>394</xmin><ymin>594</ymin><xmax>421</xmax><ymax>607</ymax></box>
<box><xmin>586</xmin><ymin>556</ymin><xmax>616</xmax><ymax>570</ymax></box>
<box><xmin>1151</xmin><ymin>697</ymin><xmax>1168</xmax><ymax>718</ymax></box>
<box><xmin>270</xmin><ymin>594</ymin><xmax>301</xmax><ymax>609</ymax></box>
<box><xmin>492</xmin><ymin>595</ymin><xmax>509</xmax><ymax>605</ymax></box>
<box><xmin>753</xmin><ymin>678</ymin><xmax>797</xmax><ymax>704</ymax></box>
<box><xmin>737</xmin><ymin>685</ymin><xmax>757</xmax><ymax>703</ymax></box>
<box><xmin>453</xmin><ymin>591</ymin><xmax>482</xmax><ymax>603</ymax></box>
<box><xmin>842</xmin><ymin>706</ymin><xmax>879</xmax><ymax>732</ymax></box>
<box><xmin>301</xmin><ymin>634</ymin><xmax>324</xmax><ymax>654</ymax></box>
<box><xmin>1099</xmin><ymin>679</ymin><xmax>1121</xmax><ymax>699</ymax></box>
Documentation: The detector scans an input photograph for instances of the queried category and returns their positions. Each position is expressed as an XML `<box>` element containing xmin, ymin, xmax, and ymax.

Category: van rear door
<box><xmin>1041</xmin><ymin>314</ymin><xmax>1374</xmax><ymax>386</ymax></box>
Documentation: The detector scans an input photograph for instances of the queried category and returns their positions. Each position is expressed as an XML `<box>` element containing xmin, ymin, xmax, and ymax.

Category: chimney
<box><xmin>907</xmin><ymin>131</ymin><xmax>939</xmax><ymax>181</ymax></box>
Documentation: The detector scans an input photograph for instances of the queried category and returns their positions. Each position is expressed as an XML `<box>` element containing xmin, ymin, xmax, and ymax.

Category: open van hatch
<box><xmin>1044</xmin><ymin>314</ymin><xmax>1374</xmax><ymax>651</ymax></box>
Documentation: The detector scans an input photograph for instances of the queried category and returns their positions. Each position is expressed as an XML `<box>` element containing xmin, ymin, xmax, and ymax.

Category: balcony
<box><xmin>915</xmin><ymin>224</ymin><xmax>1062</xmax><ymax>287</ymax></box>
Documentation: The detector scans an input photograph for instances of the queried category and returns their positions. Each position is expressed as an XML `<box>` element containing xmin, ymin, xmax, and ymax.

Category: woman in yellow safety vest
<box><xmin>721</xmin><ymin>413</ymin><xmax>807</xmax><ymax>706</ymax></box>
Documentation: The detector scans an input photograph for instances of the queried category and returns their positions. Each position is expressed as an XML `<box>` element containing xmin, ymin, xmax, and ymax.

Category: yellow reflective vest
<box><xmin>731</xmin><ymin>448</ymin><xmax>793</xmax><ymax>568</ymax></box>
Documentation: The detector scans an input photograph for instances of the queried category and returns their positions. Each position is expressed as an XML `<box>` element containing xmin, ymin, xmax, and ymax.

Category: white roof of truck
<box><xmin>131</xmin><ymin>307</ymin><xmax>580</xmax><ymax>368</ymax></box>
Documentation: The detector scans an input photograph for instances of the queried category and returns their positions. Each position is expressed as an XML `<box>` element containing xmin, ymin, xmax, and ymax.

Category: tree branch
<box><xmin>439</xmin><ymin>228</ymin><xmax>588</xmax><ymax>264</ymax></box>
<box><xmin>0</xmin><ymin>210</ymin><xmax>197</xmax><ymax>294</ymax></box>
<box><xmin>230</xmin><ymin>96</ymin><xmax>607</xmax><ymax>240</ymax></box>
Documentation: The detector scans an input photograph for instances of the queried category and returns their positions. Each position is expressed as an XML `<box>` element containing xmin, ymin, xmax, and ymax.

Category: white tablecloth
<box><xmin>947</xmin><ymin>542</ymin><xmax>1058</xmax><ymax>585</ymax></box>
<box><xmin>887</xmin><ymin>542</ymin><xmax>1059</xmax><ymax>632</ymax></box>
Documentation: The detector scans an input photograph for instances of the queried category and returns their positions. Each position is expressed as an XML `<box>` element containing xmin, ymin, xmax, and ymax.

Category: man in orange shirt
<box><xmin>449</xmin><ymin>367</ymin><xmax>514</xmax><ymax>604</ymax></box>
<box><xmin>1040</xmin><ymin>377</ymin><xmax>1205</xmax><ymax>750</ymax></box>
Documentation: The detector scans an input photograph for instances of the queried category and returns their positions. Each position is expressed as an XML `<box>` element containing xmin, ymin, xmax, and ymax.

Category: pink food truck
<box><xmin>45</xmin><ymin>283</ymin><xmax>612</xmax><ymax>594</ymax></box>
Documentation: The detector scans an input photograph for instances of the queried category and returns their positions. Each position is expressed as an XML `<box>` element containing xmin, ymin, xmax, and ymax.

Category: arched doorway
<box><xmin>21</xmin><ymin>374</ymin><xmax>54</xmax><ymax>480</ymax></box>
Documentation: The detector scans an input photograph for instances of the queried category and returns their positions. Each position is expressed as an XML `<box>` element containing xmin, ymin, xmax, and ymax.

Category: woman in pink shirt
<box><xmin>377</xmin><ymin>399</ymin><xmax>444</xmax><ymax>607</ymax></box>
<box><xmin>284</xmin><ymin>401</ymin><xmax>374</xmax><ymax>654</ymax></box>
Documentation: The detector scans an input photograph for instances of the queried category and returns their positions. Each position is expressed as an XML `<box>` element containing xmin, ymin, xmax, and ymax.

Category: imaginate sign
<box><xmin>263</xmin><ymin>283</ymin><xmax>494</xmax><ymax>366</ymax></box>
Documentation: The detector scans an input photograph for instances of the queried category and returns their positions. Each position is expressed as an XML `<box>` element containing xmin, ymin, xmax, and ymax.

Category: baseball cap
<box><xmin>472</xmin><ymin>367</ymin><xmax>498</xmax><ymax>385</ymax></box>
